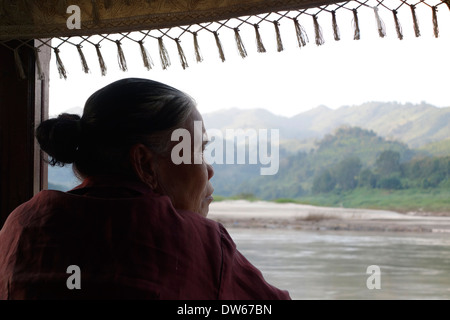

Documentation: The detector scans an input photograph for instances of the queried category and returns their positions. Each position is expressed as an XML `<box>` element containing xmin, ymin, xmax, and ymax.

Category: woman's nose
<box><xmin>207</xmin><ymin>163</ymin><xmax>214</xmax><ymax>180</ymax></box>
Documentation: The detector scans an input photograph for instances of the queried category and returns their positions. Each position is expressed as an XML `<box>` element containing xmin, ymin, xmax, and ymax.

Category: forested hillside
<box><xmin>203</xmin><ymin>102</ymin><xmax>450</xmax><ymax>148</ymax></box>
<box><xmin>211</xmin><ymin>126</ymin><xmax>447</xmax><ymax>199</ymax></box>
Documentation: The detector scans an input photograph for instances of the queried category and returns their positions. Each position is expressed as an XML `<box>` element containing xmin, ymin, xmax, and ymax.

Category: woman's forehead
<box><xmin>190</xmin><ymin>107</ymin><xmax>203</xmax><ymax>122</ymax></box>
<box><xmin>186</xmin><ymin>108</ymin><xmax>205</xmax><ymax>131</ymax></box>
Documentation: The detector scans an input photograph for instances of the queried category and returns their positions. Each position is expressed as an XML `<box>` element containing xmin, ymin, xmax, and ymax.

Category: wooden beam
<box><xmin>0</xmin><ymin>40</ymin><xmax>50</xmax><ymax>228</ymax></box>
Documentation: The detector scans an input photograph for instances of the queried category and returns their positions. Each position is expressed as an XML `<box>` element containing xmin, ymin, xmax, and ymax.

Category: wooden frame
<box><xmin>0</xmin><ymin>40</ymin><xmax>50</xmax><ymax>228</ymax></box>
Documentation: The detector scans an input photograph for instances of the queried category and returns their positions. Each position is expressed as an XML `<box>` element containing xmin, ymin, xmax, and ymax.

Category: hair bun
<box><xmin>36</xmin><ymin>113</ymin><xmax>82</xmax><ymax>166</ymax></box>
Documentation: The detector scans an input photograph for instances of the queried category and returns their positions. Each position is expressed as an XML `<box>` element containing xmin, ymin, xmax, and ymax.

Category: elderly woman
<box><xmin>0</xmin><ymin>78</ymin><xmax>290</xmax><ymax>300</ymax></box>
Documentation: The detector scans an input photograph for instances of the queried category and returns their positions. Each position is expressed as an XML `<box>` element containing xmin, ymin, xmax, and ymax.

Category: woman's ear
<box><xmin>129</xmin><ymin>144</ymin><xmax>158</xmax><ymax>189</ymax></box>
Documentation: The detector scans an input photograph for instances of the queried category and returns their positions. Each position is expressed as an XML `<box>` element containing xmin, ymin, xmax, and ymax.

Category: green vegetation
<box><xmin>312</xmin><ymin>150</ymin><xmax>449</xmax><ymax>193</ymax></box>
<box><xmin>418</xmin><ymin>138</ymin><xmax>450</xmax><ymax>157</ymax></box>
<box><xmin>289</xmin><ymin>188</ymin><xmax>449</xmax><ymax>213</ymax></box>
<box><xmin>212</xmin><ymin>126</ymin><xmax>450</xmax><ymax>213</ymax></box>
<box><xmin>214</xmin><ymin>187</ymin><xmax>450</xmax><ymax>212</ymax></box>
<box><xmin>215</xmin><ymin>188</ymin><xmax>449</xmax><ymax>213</ymax></box>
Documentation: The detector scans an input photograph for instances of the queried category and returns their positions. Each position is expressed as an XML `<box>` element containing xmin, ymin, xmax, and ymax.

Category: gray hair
<box><xmin>36</xmin><ymin>78</ymin><xmax>196</xmax><ymax>178</ymax></box>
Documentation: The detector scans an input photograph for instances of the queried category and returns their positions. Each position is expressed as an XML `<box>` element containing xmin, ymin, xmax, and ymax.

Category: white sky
<box><xmin>49</xmin><ymin>5</ymin><xmax>450</xmax><ymax>118</ymax></box>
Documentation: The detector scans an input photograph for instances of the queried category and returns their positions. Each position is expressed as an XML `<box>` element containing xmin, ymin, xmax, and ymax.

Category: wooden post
<box><xmin>0</xmin><ymin>40</ymin><xmax>50</xmax><ymax>228</ymax></box>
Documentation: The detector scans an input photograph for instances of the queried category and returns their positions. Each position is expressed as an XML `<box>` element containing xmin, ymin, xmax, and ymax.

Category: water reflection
<box><xmin>228</xmin><ymin>228</ymin><xmax>450</xmax><ymax>299</ymax></box>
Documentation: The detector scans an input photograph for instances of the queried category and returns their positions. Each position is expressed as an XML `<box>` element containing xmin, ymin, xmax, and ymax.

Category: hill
<box><xmin>202</xmin><ymin>102</ymin><xmax>450</xmax><ymax>149</ymax></box>
<box><xmin>52</xmin><ymin>102</ymin><xmax>449</xmax><ymax>149</ymax></box>
<box><xmin>211</xmin><ymin>126</ymin><xmax>422</xmax><ymax>199</ymax></box>
<box><xmin>418</xmin><ymin>138</ymin><xmax>450</xmax><ymax>157</ymax></box>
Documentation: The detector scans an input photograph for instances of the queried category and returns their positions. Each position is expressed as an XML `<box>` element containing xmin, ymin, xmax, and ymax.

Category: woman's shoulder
<box><xmin>0</xmin><ymin>190</ymin><xmax>68</xmax><ymax>253</ymax></box>
<box><xmin>3</xmin><ymin>190</ymin><xmax>66</xmax><ymax>225</ymax></box>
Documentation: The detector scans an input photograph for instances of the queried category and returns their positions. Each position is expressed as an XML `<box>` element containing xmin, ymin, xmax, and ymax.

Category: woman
<box><xmin>0</xmin><ymin>78</ymin><xmax>290</xmax><ymax>300</ymax></box>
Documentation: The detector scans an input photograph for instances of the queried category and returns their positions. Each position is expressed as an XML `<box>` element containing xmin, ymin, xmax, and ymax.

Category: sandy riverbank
<box><xmin>207</xmin><ymin>200</ymin><xmax>450</xmax><ymax>233</ymax></box>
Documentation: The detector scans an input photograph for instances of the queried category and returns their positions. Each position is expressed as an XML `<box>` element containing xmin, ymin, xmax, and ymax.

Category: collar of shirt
<box><xmin>68</xmin><ymin>175</ymin><xmax>152</xmax><ymax>198</ymax></box>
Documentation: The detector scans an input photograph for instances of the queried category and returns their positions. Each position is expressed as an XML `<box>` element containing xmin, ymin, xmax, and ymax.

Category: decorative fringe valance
<box><xmin>1</xmin><ymin>0</ymin><xmax>449</xmax><ymax>79</ymax></box>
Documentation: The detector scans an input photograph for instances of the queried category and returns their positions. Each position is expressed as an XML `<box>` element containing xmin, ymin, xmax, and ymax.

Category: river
<box><xmin>226</xmin><ymin>228</ymin><xmax>450</xmax><ymax>300</ymax></box>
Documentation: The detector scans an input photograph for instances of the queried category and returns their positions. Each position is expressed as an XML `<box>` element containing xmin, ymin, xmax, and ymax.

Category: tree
<box><xmin>378</xmin><ymin>176</ymin><xmax>402</xmax><ymax>190</ymax></box>
<box><xmin>401</xmin><ymin>156</ymin><xmax>449</xmax><ymax>188</ymax></box>
<box><xmin>375</xmin><ymin>150</ymin><xmax>400</xmax><ymax>176</ymax></box>
<box><xmin>358</xmin><ymin>168</ymin><xmax>377</xmax><ymax>188</ymax></box>
<box><xmin>333</xmin><ymin>157</ymin><xmax>362</xmax><ymax>191</ymax></box>
<box><xmin>312</xmin><ymin>169</ymin><xmax>336</xmax><ymax>194</ymax></box>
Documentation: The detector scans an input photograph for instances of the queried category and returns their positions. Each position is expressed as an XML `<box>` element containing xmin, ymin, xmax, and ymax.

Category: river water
<box><xmin>227</xmin><ymin>228</ymin><xmax>450</xmax><ymax>300</ymax></box>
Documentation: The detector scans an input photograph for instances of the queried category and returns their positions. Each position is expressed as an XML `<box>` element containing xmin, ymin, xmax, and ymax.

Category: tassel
<box><xmin>138</xmin><ymin>40</ymin><xmax>153</xmax><ymax>70</ymax></box>
<box><xmin>54</xmin><ymin>48</ymin><xmax>67</xmax><ymax>80</ymax></box>
<box><xmin>373</xmin><ymin>7</ymin><xmax>386</xmax><ymax>38</ymax></box>
<box><xmin>13</xmin><ymin>48</ymin><xmax>26</xmax><ymax>80</ymax></box>
<box><xmin>193</xmin><ymin>32</ymin><xmax>203</xmax><ymax>63</ymax></box>
<box><xmin>393</xmin><ymin>10</ymin><xmax>403</xmax><ymax>40</ymax></box>
<box><xmin>91</xmin><ymin>0</ymin><xmax>100</xmax><ymax>25</ymax></box>
<box><xmin>94</xmin><ymin>44</ymin><xmax>107</xmax><ymax>76</ymax></box>
<box><xmin>352</xmin><ymin>9</ymin><xmax>361</xmax><ymax>40</ymax></box>
<box><xmin>175</xmin><ymin>38</ymin><xmax>189</xmax><ymax>70</ymax></box>
<box><xmin>76</xmin><ymin>45</ymin><xmax>90</xmax><ymax>73</ymax></box>
<box><xmin>213</xmin><ymin>31</ymin><xmax>226</xmax><ymax>62</ymax></box>
<box><xmin>158</xmin><ymin>37</ymin><xmax>171</xmax><ymax>70</ymax></box>
<box><xmin>233</xmin><ymin>28</ymin><xmax>247</xmax><ymax>58</ymax></box>
<box><xmin>273</xmin><ymin>21</ymin><xmax>284</xmax><ymax>52</ymax></box>
<box><xmin>331</xmin><ymin>11</ymin><xmax>340</xmax><ymax>41</ymax></box>
<box><xmin>293</xmin><ymin>18</ymin><xmax>308</xmax><ymax>47</ymax></box>
<box><xmin>34</xmin><ymin>47</ymin><xmax>45</xmax><ymax>80</ymax></box>
<box><xmin>432</xmin><ymin>6</ymin><xmax>439</xmax><ymax>38</ymax></box>
<box><xmin>410</xmin><ymin>5</ymin><xmax>420</xmax><ymax>37</ymax></box>
<box><xmin>253</xmin><ymin>24</ymin><xmax>266</xmax><ymax>53</ymax></box>
<box><xmin>115</xmin><ymin>41</ymin><xmax>127</xmax><ymax>72</ymax></box>
<box><xmin>313</xmin><ymin>16</ymin><xmax>324</xmax><ymax>46</ymax></box>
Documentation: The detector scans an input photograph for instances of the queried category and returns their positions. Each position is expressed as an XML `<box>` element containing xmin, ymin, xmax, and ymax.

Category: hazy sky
<box><xmin>49</xmin><ymin>5</ymin><xmax>450</xmax><ymax>118</ymax></box>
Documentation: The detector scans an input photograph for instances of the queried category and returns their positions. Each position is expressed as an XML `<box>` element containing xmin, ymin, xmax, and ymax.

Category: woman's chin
<box><xmin>199</xmin><ymin>199</ymin><xmax>213</xmax><ymax>217</ymax></box>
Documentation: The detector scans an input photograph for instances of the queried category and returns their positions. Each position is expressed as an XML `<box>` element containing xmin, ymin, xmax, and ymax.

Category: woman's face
<box><xmin>154</xmin><ymin>107</ymin><xmax>214</xmax><ymax>217</ymax></box>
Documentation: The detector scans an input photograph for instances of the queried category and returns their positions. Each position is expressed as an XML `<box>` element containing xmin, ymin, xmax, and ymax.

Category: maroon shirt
<box><xmin>0</xmin><ymin>177</ymin><xmax>290</xmax><ymax>300</ymax></box>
